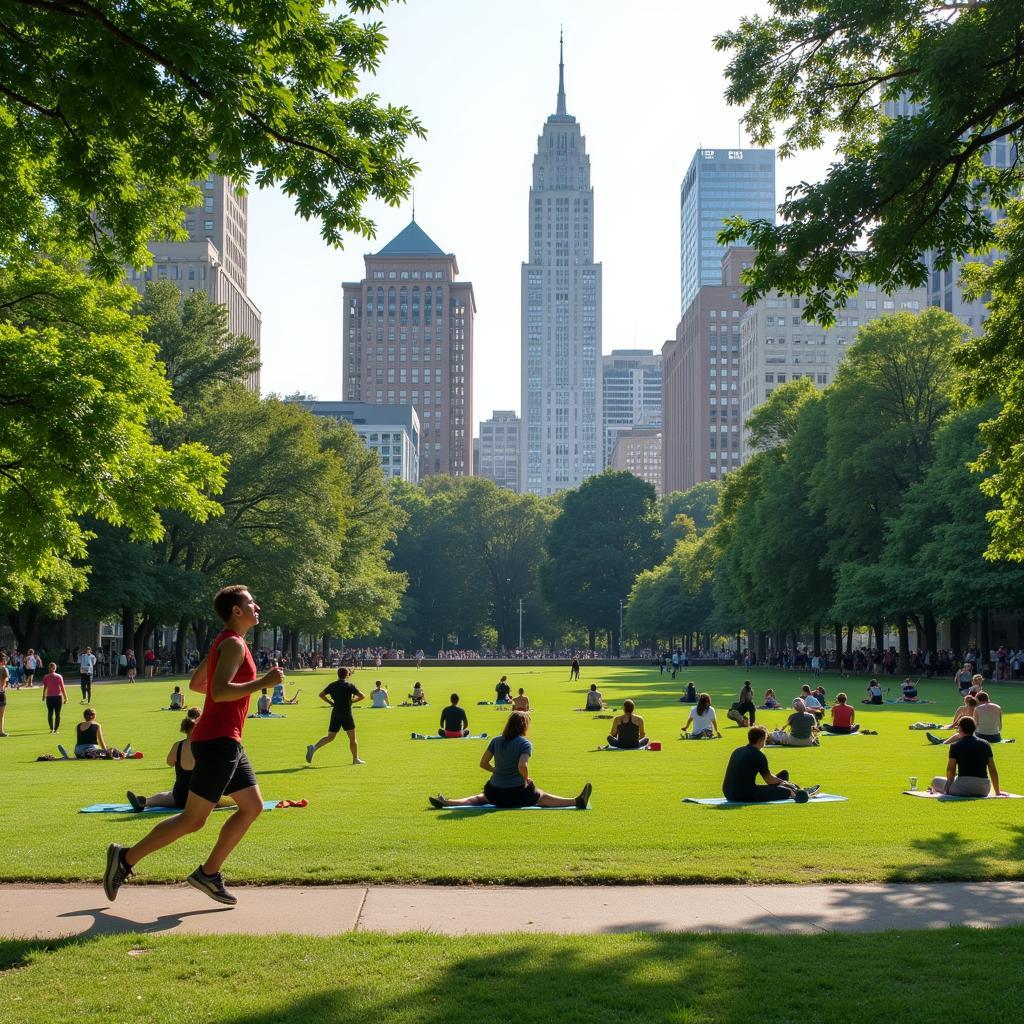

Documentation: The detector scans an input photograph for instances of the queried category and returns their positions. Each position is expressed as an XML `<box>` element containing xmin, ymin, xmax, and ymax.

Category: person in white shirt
<box><xmin>800</xmin><ymin>684</ymin><xmax>824</xmax><ymax>720</ymax></box>
<box><xmin>78</xmin><ymin>647</ymin><xmax>96</xmax><ymax>702</ymax></box>
<box><xmin>973</xmin><ymin>692</ymin><xmax>1003</xmax><ymax>743</ymax></box>
<box><xmin>681</xmin><ymin>693</ymin><xmax>722</xmax><ymax>739</ymax></box>
<box><xmin>370</xmin><ymin>681</ymin><xmax>389</xmax><ymax>708</ymax></box>
<box><xmin>256</xmin><ymin>689</ymin><xmax>273</xmax><ymax>716</ymax></box>
<box><xmin>23</xmin><ymin>649</ymin><xmax>41</xmax><ymax>687</ymax></box>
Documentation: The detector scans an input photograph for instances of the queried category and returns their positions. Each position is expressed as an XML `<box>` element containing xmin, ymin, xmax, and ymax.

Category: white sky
<box><xmin>249</xmin><ymin>0</ymin><xmax>835</xmax><ymax>425</ymax></box>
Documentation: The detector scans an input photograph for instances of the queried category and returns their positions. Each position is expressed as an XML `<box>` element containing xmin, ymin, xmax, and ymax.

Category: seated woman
<box><xmin>126</xmin><ymin>709</ymin><xmax>232</xmax><ymax>811</ymax></box>
<box><xmin>768</xmin><ymin>699</ymin><xmax>819</xmax><ymax>747</ymax></box>
<box><xmin>862</xmin><ymin>679</ymin><xmax>883</xmax><ymax>705</ymax></box>
<box><xmin>59</xmin><ymin>708</ymin><xmax>127</xmax><ymax>759</ymax></box>
<box><xmin>681</xmin><ymin>692</ymin><xmax>721</xmax><ymax>739</ymax></box>
<box><xmin>821</xmin><ymin>692</ymin><xmax>860</xmax><ymax>734</ymax></box>
<box><xmin>584</xmin><ymin>683</ymin><xmax>605</xmax><ymax>711</ymax></box>
<box><xmin>899</xmin><ymin>677</ymin><xmax>920</xmax><ymax>702</ymax></box>
<box><xmin>800</xmin><ymin>684</ymin><xmax>824</xmax><ymax>720</ymax></box>
<box><xmin>272</xmin><ymin>681</ymin><xmax>300</xmax><ymax>705</ymax></box>
<box><xmin>429</xmin><ymin>712</ymin><xmax>591</xmax><ymax>809</ymax></box>
<box><xmin>681</xmin><ymin>681</ymin><xmax>697</xmax><ymax>703</ymax></box>
<box><xmin>495</xmin><ymin>675</ymin><xmax>512</xmax><ymax>704</ymax></box>
<box><xmin>511</xmin><ymin>687</ymin><xmax>530</xmax><ymax>712</ymax></box>
<box><xmin>256</xmin><ymin>688</ymin><xmax>273</xmax><ymax>715</ymax></box>
<box><xmin>955</xmin><ymin>663</ymin><xmax>975</xmax><ymax>697</ymax></box>
<box><xmin>408</xmin><ymin>681</ymin><xmax>427</xmax><ymax>706</ymax></box>
<box><xmin>760</xmin><ymin>688</ymin><xmax>781</xmax><ymax>710</ymax></box>
<box><xmin>370</xmin><ymin>681</ymin><xmax>390</xmax><ymax>708</ymax></box>
<box><xmin>926</xmin><ymin>695</ymin><xmax>977</xmax><ymax>745</ymax></box>
<box><xmin>973</xmin><ymin>691</ymin><xmax>1003</xmax><ymax>743</ymax></box>
<box><xmin>603</xmin><ymin>699</ymin><xmax>649</xmax><ymax>749</ymax></box>
<box><xmin>168</xmin><ymin>686</ymin><xmax>185</xmax><ymax>710</ymax></box>
<box><xmin>929</xmin><ymin>717</ymin><xmax>1001</xmax><ymax>797</ymax></box>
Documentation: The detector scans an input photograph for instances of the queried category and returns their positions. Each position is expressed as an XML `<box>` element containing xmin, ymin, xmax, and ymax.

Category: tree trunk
<box><xmin>950</xmin><ymin>616</ymin><xmax>964</xmax><ymax>655</ymax></box>
<box><xmin>174</xmin><ymin>616</ymin><xmax>189</xmax><ymax>673</ymax></box>
<box><xmin>122</xmin><ymin>607</ymin><xmax>136</xmax><ymax>661</ymax></box>
<box><xmin>874</xmin><ymin>621</ymin><xmax>885</xmax><ymax>670</ymax></box>
<box><xmin>322</xmin><ymin>633</ymin><xmax>331</xmax><ymax>660</ymax></box>
<box><xmin>846</xmin><ymin>622</ymin><xmax>853</xmax><ymax>655</ymax></box>
<box><xmin>897</xmin><ymin>616</ymin><xmax>910</xmax><ymax>674</ymax></box>
<box><xmin>979</xmin><ymin>607</ymin><xmax>991</xmax><ymax>672</ymax></box>
<box><xmin>290</xmin><ymin>630</ymin><xmax>299</xmax><ymax>663</ymax></box>
<box><xmin>923</xmin><ymin>610</ymin><xmax>937</xmax><ymax>654</ymax></box>
<box><xmin>813</xmin><ymin>623</ymin><xmax>822</xmax><ymax>655</ymax></box>
<box><xmin>833</xmin><ymin>622</ymin><xmax>842</xmax><ymax>666</ymax></box>
<box><xmin>588</xmin><ymin>627</ymin><xmax>595</xmax><ymax>653</ymax></box>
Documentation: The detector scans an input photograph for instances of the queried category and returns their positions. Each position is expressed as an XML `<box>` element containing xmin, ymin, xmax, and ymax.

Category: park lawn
<box><xmin>0</xmin><ymin>665</ymin><xmax>1022</xmax><ymax>885</ymax></box>
<box><xmin>2</xmin><ymin>928</ymin><xmax>1023</xmax><ymax>1023</ymax></box>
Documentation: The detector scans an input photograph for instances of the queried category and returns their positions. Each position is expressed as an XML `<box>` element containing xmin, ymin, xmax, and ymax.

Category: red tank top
<box><xmin>190</xmin><ymin>629</ymin><xmax>256</xmax><ymax>742</ymax></box>
<box><xmin>832</xmin><ymin>703</ymin><xmax>855</xmax><ymax>728</ymax></box>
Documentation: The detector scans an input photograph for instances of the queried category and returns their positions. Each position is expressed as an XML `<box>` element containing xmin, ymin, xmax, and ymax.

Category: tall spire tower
<box><xmin>520</xmin><ymin>34</ymin><xmax>603</xmax><ymax>495</ymax></box>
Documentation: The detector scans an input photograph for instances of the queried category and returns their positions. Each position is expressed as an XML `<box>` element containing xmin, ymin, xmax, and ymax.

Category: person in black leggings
<box><xmin>604</xmin><ymin>699</ymin><xmax>650</xmax><ymax>749</ymax></box>
<box><xmin>736</xmin><ymin>680</ymin><xmax>757</xmax><ymax>725</ymax></box>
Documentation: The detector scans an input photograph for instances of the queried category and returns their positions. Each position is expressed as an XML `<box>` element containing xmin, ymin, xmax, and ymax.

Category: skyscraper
<box><xmin>521</xmin><ymin>36</ymin><xmax>602</xmax><ymax>496</ymax></box>
<box><xmin>601</xmin><ymin>349</ymin><xmax>662</xmax><ymax>470</ymax></box>
<box><xmin>341</xmin><ymin>219</ymin><xmax>474</xmax><ymax>478</ymax></box>
<box><xmin>679</xmin><ymin>148</ymin><xmax>775</xmax><ymax>316</ymax></box>
<box><xmin>126</xmin><ymin>174</ymin><xmax>261</xmax><ymax>391</ymax></box>
<box><xmin>478</xmin><ymin>410</ymin><xmax>521</xmax><ymax>492</ymax></box>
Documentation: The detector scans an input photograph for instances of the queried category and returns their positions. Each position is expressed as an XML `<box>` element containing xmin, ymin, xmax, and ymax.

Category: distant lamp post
<box><xmin>619</xmin><ymin>599</ymin><xmax>626</xmax><ymax>658</ymax></box>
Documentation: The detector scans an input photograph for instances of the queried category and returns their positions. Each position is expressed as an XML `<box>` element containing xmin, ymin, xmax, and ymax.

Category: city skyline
<box><xmin>248</xmin><ymin>1</ymin><xmax>835</xmax><ymax>422</ymax></box>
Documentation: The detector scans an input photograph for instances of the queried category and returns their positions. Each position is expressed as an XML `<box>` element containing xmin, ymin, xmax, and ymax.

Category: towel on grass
<box><xmin>909</xmin><ymin>723</ymin><xmax>943</xmax><ymax>730</ymax></box>
<box><xmin>902</xmin><ymin>790</ymin><xmax>1023</xmax><ymax>800</ymax></box>
<box><xmin>247</xmin><ymin>713</ymin><xmax>286</xmax><ymax>719</ymax></box>
<box><xmin>411</xmin><ymin>733</ymin><xmax>488</xmax><ymax>740</ymax></box>
<box><xmin>439</xmin><ymin>803</ymin><xmax>587</xmax><ymax>812</ymax></box>
<box><xmin>886</xmin><ymin>699</ymin><xmax>936</xmax><ymax>704</ymax></box>
<box><xmin>80</xmin><ymin>800</ymin><xmax>280</xmax><ymax>814</ymax></box>
<box><xmin>683</xmin><ymin>793</ymin><xmax>848</xmax><ymax>806</ymax></box>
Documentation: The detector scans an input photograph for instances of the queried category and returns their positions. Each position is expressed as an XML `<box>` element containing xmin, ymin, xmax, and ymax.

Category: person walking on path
<box><xmin>103</xmin><ymin>585</ymin><xmax>283</xmax><ymax>907</ymax></box>
<box><xmin>305</xmin><ymin>667</ymin><xmax>365</xmax><ymax>765</ymax></box>
<box><xmin>78</xmin><ymin>646</ymin><xmax>96</xmax><ymax>703</ymax></box>
<box><xmin>41</xmin><ymin>663</ymin><xmax>68</xmax><ymax>733</ymax></box>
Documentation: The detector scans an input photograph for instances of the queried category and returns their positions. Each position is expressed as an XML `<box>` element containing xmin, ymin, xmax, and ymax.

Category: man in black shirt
<box><xmin>930</xmin><ymin>717</ymin><xmax>1000</xmax><ymax>797</ymax></box>
<box><xmin>438</xmin><ymin>694</ymin><xmax>469</xmax><ymax>737</ymax></box>
<box><xmin>722</xmin><ymin>727</ymin><xmax>819</xmax><ymax>803</ymax></box>
<box><xmin>306</xmin><ymin>667</ymin><xmax>364</xmax><ymax>765</ymax></box>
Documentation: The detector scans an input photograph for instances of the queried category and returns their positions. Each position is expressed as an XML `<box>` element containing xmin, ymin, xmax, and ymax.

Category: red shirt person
<box><xmin>103</xmin><ymin>585</ymin><xmax>283</xmax><ymax>907</ymax></box>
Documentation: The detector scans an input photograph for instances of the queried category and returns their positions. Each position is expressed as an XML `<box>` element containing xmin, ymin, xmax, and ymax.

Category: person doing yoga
<box><xmin>370</xmin><ymin>680</ymin><xmax>390</xmax><ymax>708</ymax></box>
<box><xmin>722</xmin><ymin>726</ymin><xmax>820</xmax><ymax>803</ymax></box>
<box><xmin>256</xmin><ymin>689</ymin><xmax>273</xmax><ymax>716</ymax></box>
<box><xmin>169</xmin><ymin>686</ymin><xmax>185</xmax><ymax>710</ymax></box>
<box><xmin>862</xmin><ymin>679</ymin><xmax>883</xmax><ymax>704</ymax></box>
<box><xmin>821</xmin><ymin>693</ymin><xmax>864</xmax><ymax>734</ymax></box>
<box><xmin>681</xmin><ymin>692</ymin><xmax>721</xmax><ymax>739</ymax></box>
<box><xmin>955</xmin><ymin>663</ymin><xmax>975</xmax><ymax>696</ymax></box>
<box><xmin>59</xmin><ymin>707</ymin><xmax>127</xmax><ymax>759</ymax></box>
<box><xmin>428</xmin><ymin>711</ymin><xmax>592</xmax><ymax>809</ymax></box>
<box><xmin>602</xmin><ymin>699</ymin><xmax>649</xmax><ymax>749</ymax></box>
<box><xmin>438</xmin><ymin>694</ymin><xmax>469</xmax><ymax>737</ymax></box>
<box><xmin>928</xmin><ymin>717</ymin><xmax>1001</xmax><ymax>797</ymax></box>
<box><xmin>408</xmin><ymin>681</ymin><xmax>427</xmax><ymax>705</ymax></box>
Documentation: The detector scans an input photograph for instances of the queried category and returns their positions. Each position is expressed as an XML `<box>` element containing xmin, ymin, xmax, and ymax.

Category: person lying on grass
<box><xmin>723</xmin><ymin>726</ymin><xmax>820</xmax><ymax>804</ymax></box>
<box><xmin>512</xmin><ymin>687</ymin><xmax>530</xmax><ymax>712</ymax></box>
<box><xmin>928</xmin><ymin>717</ymin><xmax>1001</xmax><ymax>798</ymax></box>
<box><xmin>429</xmin><ymin>711</ymin><xmax>592</xmax><ymax>810</ymax></box>
<box><xmin>681</xmin><ymin>692</ymin><xmax>721</xmax><ymax>739</ymax></box>
<box><xmin>768</xmin><ymin>699</ymin><xmax>820</xmax><ymax>747</ymax></box>
<box><xmin>127</xmin><ymin>710</ymin><xmax>233</xmax><ymax>812</ymax></box>
<box><xmin>602</xmin><ymin>699</ymin><xmax>650</xmax><ymax>749</ymax></box>
<box><xmin>438</xmin><ymin>694</ymin><xmax>469</xmax><ymax>737</ymax></box>
<box><xmin>584</xmin><ymin>683</ymin><xmax>605</xmax><ymax>711</ymax></box>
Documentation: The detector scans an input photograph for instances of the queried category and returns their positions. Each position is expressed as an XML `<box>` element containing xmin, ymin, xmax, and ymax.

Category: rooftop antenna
<box><xmin>411</xmin><ymin>187</ymin><xmax>416</xmax><ymax>222</ymax></box>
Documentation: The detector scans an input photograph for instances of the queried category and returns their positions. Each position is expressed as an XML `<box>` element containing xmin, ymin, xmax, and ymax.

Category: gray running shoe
<box><xmin>925</xmin><ymin>732</ymin><xmax>944</xmax><ymax>745</ymax></box>
<box><xmin>804</xmin><ymin>785</ymin><xmax>821</xmax><ymax>797</ymax></box>
<box><xmin>186</xmin><ymin>866</ymin><xmax>237</xmax><ymax>906</ymax></box>
<box><xmin>103</xmin><ymin>844</ymin><xmax>133</xmax><ymax>901</ymax></box>
<box><xmin>305</xmin><ymin>744</ymin><xmax>315</xmax><ymax>765</ymax></box>
<box><xmin>57</xmin><ymin>744</ymin><xmax>69</xmax><ymax>759</ymax></box>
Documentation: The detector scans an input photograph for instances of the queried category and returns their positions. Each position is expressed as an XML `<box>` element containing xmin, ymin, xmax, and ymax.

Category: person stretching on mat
<box><xmin>584</xmin><ymin>683</ymin><xmax>605</xmax><ymax>711</ymax></box>
<box><xmin>126</xmin><ymin>709</ymin><xmax>233</xmax><ymax>812</ymax></box>
<box><xmin>681</xmin><ymin>692</ymin><xmax>722</xmax><ymax>739</ymax></box>
<box><xmin>736</xmin><ymin>680</ymin><xmax>757</xmax><ymax>724</ymax></box>
<box><xmin>429</xmin><ymin>711</ymin><xmax>592</xmax><ymax>810</ymax></box>
<box><xmin>41</xmin><ymin>662</ymin><xmax>67</xmax><ymax>733</ymax></box>
<box><xmin>59</xmin><ymin>707</ymin><xmax>126</xmax><ymax>758</ymax></box>
<box><xmin>438</xmin><ymin>693</ymin><xmax>469</xmax><ymax>737</ymax></box>
<box><xmin>603</xmin><ymin>699</ymin><xmax>649</xmax><ymax>749</ymax></box>
<box><xmin>103</xmin><ymin>584</ymin><xmax>285</xmax><ymax>907</ymax></box>
<box><xmin>821</xmin><ymin>693</ymin><xmax>862</xmax><ymax>734</ymax></box>
<box><xmin>512</xmin><ymin>687</ymin><xmax>530</xmax><ymax>712</ymax></box>
<box><xmin>370</xmin><ymin>680</ymin><xmax>390</xmax><ymax>708</ymax></box>
<box><xmin>306</xmin><ymin>667</ymin><xmax>365</xmax><ymax>764</ymax></box>
<box><xmin>926</xmin><ymin>695</ymin><xmax>978</xmax><ymax>745</ymax></box>
<box><xmin>495</xmin><ymin>675</ymin><xmax>512</xmax><ymax>704</ymax></box>
<box><xmin>722</xmin><ymin>726</ymin><xmax>820</xmax><ymax>803</ymax></box>
<box><xmin>862</xmin><ymin>679</ymin><xmax>883</xmax><ymax>705</ymax></box>
<box><xmin>272</xmin><ymin>681</ymin><xmax>300</xmax><ymax>705</ymax></box>
<box><xmin>928</xmin><ymin>717</ymin><xmax>1001</xmax><ymax>797</ymax></box>
<box><xmin>169</xmin><ymin>686</ymin><xmax>185</xmax><ymax>710</ymax></box>
<box><xmin>899</xmin><ymin>678</ymin><xmax>920</xmax><ymax>702</ymax></box>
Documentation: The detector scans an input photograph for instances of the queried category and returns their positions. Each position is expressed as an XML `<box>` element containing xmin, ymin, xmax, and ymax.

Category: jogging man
<box><xmin>305</xmin><ymin>667</ymin><xmax>364</xmax><ymax>765</ymax></box>
<box><xmin>103</xmin><ymin>585</ymin><xmax>282</xmax><ymax>906</ymax></box>
<box><xmin>78</xmin><ymin>646</ymin><xmax>96</xmax><ymax>703</ymax></box>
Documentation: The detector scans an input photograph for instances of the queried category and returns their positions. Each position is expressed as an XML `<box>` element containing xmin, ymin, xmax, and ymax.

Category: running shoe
<box><xmin>126</xmin><ymin>791</ymin><xmax>146</xmax><ymax>813</ymax></box>
<box><xmin>804</xmin><ymin>785</ymin><xmax>821</xmax><ymax>797</ymax></box>
<box><xmin>57</xmin><ymin>744</ymin><xmax>69</xmax><ymax>759</ymax></box>
<box><xmin>186</xmin><ymin>866</ymin><xmax>237</xmax><ymax>906</ymax></box>
<box><xmin>123</xmin><ymin>743</ymin><xmax>133</xmax><ymax>757</ymax></box>
<box><xmin>793</xmin><ymin>789</ymin><xmax>810</xmax><ymax>803</ymax></box>
<box><xmin>925</xmin><ymin>732</ymin><xmax>944</xmax><ymax>745</ymax></box>
<box><xmin>428</xmin><ymin>795</ymin><xmax>445</xmax><ymax>809</ymax></box>
<box><xmin>575</xmin><ymin>782</ymin><xmax>593</xmax><ymax>809</ymax></box>
<box><xmin>305</xmin><ymin>744</ymin><xmax>315</xmax><ymax>764</ymax></box>
<box><xmin>103</xmin><ymin>844</ymin><xmax>133</xmax><ymax>901</ymax></box>
<box><xmin>353</xmin><ymin>758</ymin><xmax>365</xmax><ymax>765</ymax></box>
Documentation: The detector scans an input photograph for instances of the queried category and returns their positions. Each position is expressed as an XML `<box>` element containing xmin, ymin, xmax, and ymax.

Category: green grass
<box><xmin>2</xmin><ymin>665</ymin><xmax>1023</xmax><ymax>884</ymax></box>
<box><xmin>2</xmin><ymin>929</ymin><xmax>1022</xmax><ymax>1022</ymax></box>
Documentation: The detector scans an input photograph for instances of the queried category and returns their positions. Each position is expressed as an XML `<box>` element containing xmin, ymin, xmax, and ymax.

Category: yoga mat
<box><xmin>438</xmin><ymin>803</ymin><xmax>588</xmax><ymax>812</ymax></box>
<box><xmin>597</xmin><ymin>745</ymin><xmax>657</xmax><ymax>751</ymax></box>
<box><xmin>887</xmin><ymin>699</ymin><xmax>936</xmax><ymax>705</ymax></box>
<box><xmin>411</xmin><ymin>733</ymin><xmax>488</xmax><ymax>740</ymax></box>
<box><xmin>908</xmin><ymin>723</ymin><xmax>943</xmax><ymax>730</ymax></box>
<box><xmin>80</xmin><ymin>800</ymin><xmax>279</xmax><ymax>814</ymax></box>
<box><xmin>683</xmin><ymin>793</ymin><xmax>848</xmax><ymax>806</ymax></box>
<box><xmin>247</xmin><ymin>713</ymin><xmax>286</xmax><ymax>719</ymax></box>
<box><xmin>902</xmin><ymin>790</ymin><xmax>1022</xmax><ymax>800</ymax></box>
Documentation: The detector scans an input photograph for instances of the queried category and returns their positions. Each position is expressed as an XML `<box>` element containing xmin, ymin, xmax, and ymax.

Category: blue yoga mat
<box><xmin>683</xmin><ymin>793</ymin><xmax>848</xmax><ymax>806</ymax></box>
<box><xmin>79</xmin><ymin>800</ymin><xmax>279</xmax><ymax>814</ymax></box>
<box><xmin>439</xmin><ymin>803</ymin><xmax>588</xmax><ymax>812</ymax></box>
<box><xmin>412</xmin><ymin>733</ymin><xmax>488</xmax><ymax>740</ymax></box>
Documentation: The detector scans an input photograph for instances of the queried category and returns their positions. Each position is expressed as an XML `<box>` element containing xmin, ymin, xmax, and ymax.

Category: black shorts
<box><xmin>484</xmin><ymin>781</ymin><xmax>540</xmax><ymax>808</ymax></box>
<box><xmin>329</xmin><ymin>708</ymin><xmax>356</xmax><ymax>733</ymax></box>
<box><xmin>189</xmin><ymin>738</ymin><xmax>258</xmax><ymax>803</ymax></box>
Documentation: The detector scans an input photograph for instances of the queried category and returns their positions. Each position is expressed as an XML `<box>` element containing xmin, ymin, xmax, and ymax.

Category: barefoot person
<box><xmin>929</xmin><ymin>717</ymin><xmax>1001</xmax><ymax>797</ymax></box>
<box><xmin>603</xmin><ymin>699</ymin><xmax>649</xmax><ymax>749</ymax></box>
<box><xmin>437</xmin><ymin>693</ymin><xmax>470</xmax><ymax>737</ymax></box>
<box><xmin>681</xmin><ymin>692</ymin><xmax>722</xmax><ymax>739</ymax></box>
<box><xmin>821</xmin><ymin>692</ymin><xmax>860</xmax><ymax>734</ymax></box>
<box><xmin>103</xmin><ymin>585</ymin><xmax>283</xmax><ymax>907</ymax></box>
<box><xmin>512</xmin><ymin>687</ymin><xmax>530</xmax><ymax>712</ymax></box>
<box><xmin>723</xmin><ymin>726</ymin><xmax>820</xmax><ymax>803</ymax></box>
<box><xmin>306</xmin><ymin>667</ymin><xmax>365</xmax><ymax>765</ymax></box>
<box><xmin>429</xmin><ymin>711</ymin><xmax>591</xmax><ymax>809</ymax></box>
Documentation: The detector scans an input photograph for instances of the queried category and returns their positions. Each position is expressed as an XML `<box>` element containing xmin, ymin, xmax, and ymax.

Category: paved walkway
<box><xmin>2</xmin><ymin>882</ymin><xmax>1023</xmax><ymax>938</ymax></box>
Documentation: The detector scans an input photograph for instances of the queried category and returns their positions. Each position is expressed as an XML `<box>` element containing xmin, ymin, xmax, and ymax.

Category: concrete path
<box><xmin>2</xmin><ymin>882</ymin><xmax>1023</xmax><ymax>938</ymax></box>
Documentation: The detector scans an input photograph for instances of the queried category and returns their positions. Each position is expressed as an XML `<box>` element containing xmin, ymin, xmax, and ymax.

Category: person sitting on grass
<box><xmin>900</xmin><ymin>678</ymin><xmax>920</xmax><ymax>702</ymax></box>
<box><xmin>495</xmin><ymin>675</ymin><xmax>512</xmax><ymax>704</ymax></box>
<box><xmin>428</xmin><ymin>711</ymin><xmax>592</xmax><ymax>810</ymax></box>
<box><xmin>955</xmin><ymin>663</ymin><xmax>975</xmax><ymax>697</ymax></box>
<box><xmin>973</xmin><ymin>691</ymin><xmax>1004</xmax><ymax>743</ymax></box>
<box><xmin>256</xmin><ymin>689</ymin><xmax>273</xmax><ymax>716</ymax></box>
<box><xmin>512</xmin><ymin>687</ymin><xmax>530</xmax><ymax>712</ymax></box>
<box><xmin>737</xmin><ymin>680</ymin><xmax>757</xmax><ymax>725</ymax></box>
<box><xmin>127</xmin><ymin>710</ymin><xmax>232</xmax><ymax>812</ymax></box>
<box><xmin>821</xmin><ymin>693</ymin><xmax>867</xmax><ymax>734</ymax></box>
<box><xmin>584</xmin><ymin>683</ymin><xmax>605</xmax><ymax>711</ymax></box>
<box><xmin>58</xmin><ymin>708</ymin><xmax>129</xmax><ymax>759</ymax></box>
<box><xmin>968</xmin><ymin>673</ymin><xmax>985</xmax><ymax>697</ymax></box>
<box><xmin>602</xmin><ymin>699</ymin><xmax>649</xmax><ymax>749</ymax></box>
<box><xmin>681</xmin><ymin>692</ymin><xmax>721</xmax><ymax>739</ymax></box>
<box><xmin>169</xmin><ymin>686</ymin><xmax>185</xmax><ymax>710</ymax></box>
<box><xmin>681</xmin><ymin>681</ymin><xmax>697</xmax><ymax>703</ymax></box>
<box><xmin>272</xmin><ymin>681</ymin><xmax>300</xmax><ymax>705</ymax></box>
<box><xmin>370</xmin><ymin>680</ymin><xmax>390</xmax><ymax>708</ymax></box>
<box><xmin>438</xmin><ymin>694</ymin><xmax>469</xmax><ymax>737</ymax></box>
<box><xmin>761</xmin><ymin>688</ymin><xmax>781</xmax><ymax>710</ymax></box>
<box><xmin>723</xmin><ymin>726</ymin><xmax>820</xmax><ymax>804</ymax></box>
<box><xmin>928</xmin><ymin>717</ymin><xmax>1001</xmax><ymax>798</ymax></box>
<box><xmin>926</xmin><ymin>695</ymin><xmax>978</xmax><ymax>744</ymax></box>
<box><xmin>862</xmin><ymin>679</ymin><xmax>883</xmax><ymax>705</ymax></box>
<box><xmin>800</xmin><ymin>684</ymin><xmax>824</xmax><ymax>720</ymax></box>
<box><xmin>409</xmin><ymin>681</ymin><xmax>427</xmax><ymax>706</ymax></box>
<box><xmin>768</xmin><ymin>699</ymin><xmax>820</xmax><ymax>747</ymax></box>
